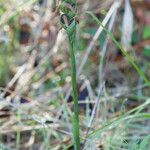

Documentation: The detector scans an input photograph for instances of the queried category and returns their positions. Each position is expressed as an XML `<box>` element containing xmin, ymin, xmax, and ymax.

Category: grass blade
<box><xmin>86</xmin><ymin>11</ymin><xmax>150</xmax><ymax>87</ymax></box>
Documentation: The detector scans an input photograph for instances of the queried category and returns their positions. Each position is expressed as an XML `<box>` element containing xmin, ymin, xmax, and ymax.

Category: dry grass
<box><xmin>0</xmin><ymin>0</ymin><xmax>150</xmax><ymax>149</ymax></box>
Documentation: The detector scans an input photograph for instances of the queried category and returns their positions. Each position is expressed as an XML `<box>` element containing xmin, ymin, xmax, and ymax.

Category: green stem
<box><xmin>68</xmin><ymin>33</ymin><xmax>80</xmax><ymax>150</ymax></box>
<box><xmin>60</xmin><ymin>0</ymin><xmax>80</xmax><ymax>148</ymax></box>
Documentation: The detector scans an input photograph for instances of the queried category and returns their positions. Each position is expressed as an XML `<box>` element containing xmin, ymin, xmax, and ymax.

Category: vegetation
<box><xmin>0</xmin><ymin>0</ymin><xmax>150</xmax><ymax>150</ymax></box>
<box><xmin>60</xmin><ymin>0</ymin><xmax>80</xmax><ymax>149</ymax></box>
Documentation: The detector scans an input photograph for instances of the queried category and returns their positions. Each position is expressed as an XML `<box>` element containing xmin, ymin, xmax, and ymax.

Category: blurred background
<box><xmin>0</xmin><ymin>0</ymin><xmax>150</xmax><ymax>149</ymax></box>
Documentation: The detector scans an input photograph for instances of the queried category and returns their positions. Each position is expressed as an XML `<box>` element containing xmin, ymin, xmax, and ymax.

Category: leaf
<box><xmin>143</xmin><ymin>25</ymin><xmax>150</xmax><ymax>39</ymax></box>
<box><xmin>142</xmin><ymin>47</ymin><xmax>150</xmax><ymax>57</ymax></box>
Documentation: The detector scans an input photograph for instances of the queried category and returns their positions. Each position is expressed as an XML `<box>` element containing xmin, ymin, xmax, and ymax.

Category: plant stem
<box><xmin>68</xmin><ymin>33</ymin><xmax>80</xmax><ymax>150</ymax></box>
<box><xmin>60</xmin><ymin>0</ymin><xmax>80</xmax><ymax>148</ymax></box>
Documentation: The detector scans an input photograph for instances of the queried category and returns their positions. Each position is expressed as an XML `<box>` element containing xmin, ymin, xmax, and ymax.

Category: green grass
<box><xmin>62</xmin><ymin>10</ymin><xmax>150</xmax><ymax>149</ymax></box>
<box><xmin>86</xmin><ymin>11</ymin><xmax>150</xmax><ymax>87</ymax></box>
<box><xmin>0</xmin><ymin>1</ymin><xmax>150</xmax><ymax>150</ymax></box>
